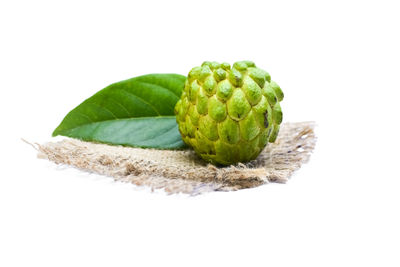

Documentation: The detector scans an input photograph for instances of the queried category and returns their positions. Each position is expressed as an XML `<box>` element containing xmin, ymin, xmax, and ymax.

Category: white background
<box><xmin>1</xmin><ymin>0</ymin><xmax>399</xmax><ymax>266</ymax></box>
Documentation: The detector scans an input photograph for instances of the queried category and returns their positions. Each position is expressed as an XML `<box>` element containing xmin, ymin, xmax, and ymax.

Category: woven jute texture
<box><xmin>36</xmin><ymin>121</ymin><xmax>316</xmax><ymax>195</ymax></box>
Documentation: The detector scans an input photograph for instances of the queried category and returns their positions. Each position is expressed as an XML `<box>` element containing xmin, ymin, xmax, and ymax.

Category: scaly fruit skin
<box><xmin>174</xmin><ymin>61</ymin><xmax>283</xmax><ymax>165</ymax></box>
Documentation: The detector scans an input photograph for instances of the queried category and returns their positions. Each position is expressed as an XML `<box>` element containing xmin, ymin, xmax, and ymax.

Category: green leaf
<box><xmin>53</xmin><ymin>74</ymin><xmax>187</xmax><ymax>149</ymax></box>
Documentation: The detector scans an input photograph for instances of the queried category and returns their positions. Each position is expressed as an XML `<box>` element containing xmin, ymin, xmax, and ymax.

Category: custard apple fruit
<box><xmin>174</xmin><ymin>61</ymin><xmax>283</xmax><ymax>165</ymax></box>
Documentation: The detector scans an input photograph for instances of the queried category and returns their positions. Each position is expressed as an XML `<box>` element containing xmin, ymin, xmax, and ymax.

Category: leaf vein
<box><xmin>108</xmin><ymin>98</ymin><xmax>131</xmax><ymax>117</ymax></box>
<box><xmin>120</xmin><ymin>89</ymin><xmax>161</xmax><ymax>116</ymax></box>
<box><xmin>134</xmin><ymin>80</ymin><xmax>182</xmax><ymax>99</ymax></box>
<box><xmin>88</xmin><ymin>102</ymin><xmax>119</xmax><ymax>119</ymax></box>
<box><xmin>77</xmin><ymin>112</ymin><xmax>95</xmax><ymax>123</ymax></box>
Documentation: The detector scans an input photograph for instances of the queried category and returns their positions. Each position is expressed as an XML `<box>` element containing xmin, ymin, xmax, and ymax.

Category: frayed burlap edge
<box><xmin>33</xmin><ymin>121</ymin><xmax>316</xmax><ymax>195</ymax></box>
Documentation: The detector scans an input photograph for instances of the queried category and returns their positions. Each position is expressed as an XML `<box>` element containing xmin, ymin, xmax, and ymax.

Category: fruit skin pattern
<box><xmin>174</xmin><ymin>61</ymin><xmax>283</xmax><ymax>165</ymax></box>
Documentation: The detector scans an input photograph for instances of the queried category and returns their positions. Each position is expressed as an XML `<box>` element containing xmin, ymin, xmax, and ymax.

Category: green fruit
<box><xmin>174</xmin><ymin>61</ymin><xmax>283</xmax><ymax>165</ymax></box>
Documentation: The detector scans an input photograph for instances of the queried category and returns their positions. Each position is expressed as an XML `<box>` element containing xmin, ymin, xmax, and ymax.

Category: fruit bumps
<box><xmin>174</xmin><ymin>61</ymin><xmax>284</xmax><ymax>165</ymax></box>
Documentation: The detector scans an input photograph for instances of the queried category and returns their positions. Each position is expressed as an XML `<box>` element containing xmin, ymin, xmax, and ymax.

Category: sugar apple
<box><xmin>174</xmin><ymin>61</ymin><xmax>283</xmax><ymax>165</ymax></box>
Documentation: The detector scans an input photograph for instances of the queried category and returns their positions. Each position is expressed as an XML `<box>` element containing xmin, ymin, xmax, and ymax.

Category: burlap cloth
<box><xmin>35</xmin><ymin>121</ymin><xmax>316</xmax><ymax>195</ymax></box>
